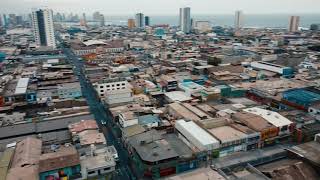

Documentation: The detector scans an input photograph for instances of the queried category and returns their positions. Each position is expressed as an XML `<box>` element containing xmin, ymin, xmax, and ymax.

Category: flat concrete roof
<box><xmin>289</xmin><ymin>141</ymin><xmax>320</xmax><ymax>165</ymax></box>
<box><xmin>207</xmin><ymin>126</ymin><xmax>246</xmax><ymax>143</ymax></box>
<box><xmin>128</xmin><ymin>130</ymin><xmax>179</xmax><ymax>163</ymax></box>
<box><xmin>166</xmin><ymin>167</ymin><xmax>226</xmax><ymax>180</ymax></box>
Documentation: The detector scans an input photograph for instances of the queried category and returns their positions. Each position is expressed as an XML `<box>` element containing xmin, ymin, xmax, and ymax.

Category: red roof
<box><xmin>69</xmin><ymin>120</ymin><xmax>98</xmax><ymax>133</ymax></box>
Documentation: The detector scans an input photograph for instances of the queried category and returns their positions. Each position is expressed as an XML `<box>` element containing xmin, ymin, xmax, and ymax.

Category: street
<box><xmin>63</xmin><ymin>48</ymin><xmax>136</xmax><ymax>180</ymax></box>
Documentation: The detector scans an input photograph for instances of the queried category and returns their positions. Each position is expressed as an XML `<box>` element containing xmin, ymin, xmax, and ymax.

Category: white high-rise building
<box><xmin>135</xmin><ymin>13</ymin><xmax>144</xmax><ymax>28</ymax></box>
<box><xmin>179</xmin><ymin>7</ymin><xmax>191</xmax><ymax>33</ymax></box>
<box><xmin>31</xmin><ymin>9</ymin><xmax>56</xmax><ymax>48</ymax></box>
<box><xmin>234</xmin><ymin>10</ymin><xmax>244</xmax><ymax>30</ymax></box>
<box><xmin>289</xmin><ymin>16</ymin><xmax>300</xmax><ymax>32</ymax></box>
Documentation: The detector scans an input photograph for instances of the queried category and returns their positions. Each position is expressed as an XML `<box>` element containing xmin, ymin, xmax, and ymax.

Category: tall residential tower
<box><xmin>135</xmin><ymin>13</ymin><xmax>144</xmax><ymax>28</ymax></box>
<box><xmin>179</xmin><ymin>7</ymin><xmax>191</xmax><ymax>33</ymax></box>
<box><xmin>289</xmin><ymin>16</ymin><xmax>300</xmax><ymax>32</ymax></box>
<box><xmin>31</xmin><ymin>8</ymin><xmax>56</xmax><ymax>48</ymax></box>
<box><xmin>145</xmin><ymin>16</ymin><xmax>150</xmax><ymax>26</ymax></box>
<box><xmin>234</xmin><ymin>10</ymin><xmax>244</xmax><ymax>30</ymax></box>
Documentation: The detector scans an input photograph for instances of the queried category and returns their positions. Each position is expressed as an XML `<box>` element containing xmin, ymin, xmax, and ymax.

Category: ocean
<box><xmin>63</xmin><ymin>14</ymin><xmax>320</xmax><ymax>28</ymax></box>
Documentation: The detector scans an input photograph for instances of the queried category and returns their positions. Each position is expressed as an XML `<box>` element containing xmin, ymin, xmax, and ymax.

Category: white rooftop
<box><xmin>175</xmin><ymin>119</ymin><xmax>219</xmax><ymax>147</ymax></box>
<box><xmin>14</xmin><ymin>78</ymin><xmax>29</xmax><ymax>95</ymax></box>
<box><xmin>164</xmin><ymin>91</ymin><xmax>192</xmax><ymax>102</ymax></box>
<box><xmin>244</xmin><ymin>107</ymin><xmax>292</xmax><ymax>127</ymax></box>
<box><xmin>83</xmin><ymin>40</ymin><xmax>107</xmax><ymax>46</ymax></box>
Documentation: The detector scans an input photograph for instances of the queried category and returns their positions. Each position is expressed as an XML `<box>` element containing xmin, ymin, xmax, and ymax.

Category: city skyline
<box><xmin>1</xmin><ymin>0</ymin><xmax>320</xmax><ymax>15</ymax></box>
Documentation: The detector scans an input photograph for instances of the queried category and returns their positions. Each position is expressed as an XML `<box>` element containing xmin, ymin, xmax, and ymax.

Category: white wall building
<box><xmin>94</xmin><ymin>78</ymin><xmax>129</xmax><ymax>98</ymax></box>
<box><xmin>104</xmin><ymin>89</ymin><xmax>134</xmax><ymax>107</ymax></box>
<box><xmin>179</xmin><ymin>7</ymin><xmax>191</xmax><ymax>33</ymax></box>
<box><xmin>31</xmin><ymin>8</ymin><xmax>56</xmax><ymax>48</ymax></box>
<box><xmin>118</xmin><ymin>112</ymin><xmax>138</xmax><ymax>128</ymax></box>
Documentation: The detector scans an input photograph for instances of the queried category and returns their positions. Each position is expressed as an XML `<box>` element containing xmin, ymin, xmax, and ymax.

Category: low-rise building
<box><xmin>119</xmin><ymin>111</ymin><xmax>138</xmax><ymax>128</ymax></box>
<box><xmin>57</xmin><ymin>82</ymin><xmax>82</xmax><ymax>99</ymax></box>
<box><xmin>244</xmin><ymin>107</ymin><xmax>294</xmax><ymax>136</ymax></box>
<box><xmin>39</xmin><ymin>146</ymin><xmax>81</xmax><ymax>180</ymax></box>
<box><xmin>80</xmin><ymin>146</ymin><xmax>116</xmax><ymax>179</ymax></box>
<box><xmin>175</xmin><ymin>119</ymin><xmax>220</xmax><ymax>152</ymax></box>
<box><xmin>138</xmin><ymin>114</ymin><xmax>160</xmax><ymax>128</ymax></box>
<box><xmin>232</xmin><ymin>112</ymin><xmax>278</xmax><ymax>147</ymax></box>
<box><xmin>178</xmin><ymin>81</ymin><xmax>205</xmax><ymax>96</ymax></box>
<box><xmin>207</xmin><ymin>126</ymin><xmax>247</xmax><ymax>157</ymax></box>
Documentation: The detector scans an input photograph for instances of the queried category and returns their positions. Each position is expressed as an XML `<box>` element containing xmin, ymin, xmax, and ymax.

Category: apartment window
<box><xmin>104</xmin><ymin>167</ymin><xmax>111</xmax><ymax>171</ymax></box>
<box><xmin>88</xmin><ymin>171</ymin><xmax>95</xmax><ymax>175</ymax></box>
<box><xmin>100</xmin><ymin>90</ymin><xmax>104</xmax><ymax>93</ymax></box>
<box><xmin>122</xmin><ymin>83</ymin><xmax>126</xmax><ymax>86</ymax></box>
<box><xmin>117</xmin><ymin>84</ymin><xmax>120</xmax><ymax>86</ymax></box>
<box><xmin>106</xmin><ymin>85</ymin><xmax>110</xmax><ymax>88</ymax></box>
<box><xmin>100</xmin><ymin>86</ymin><xmax>104</xmax><ymax>88</ymax></box>
<box><xmin>281</xmin><ymin>126</ymin><xmax>288</xmax><ymax>132</ymax></box>
<box><xmin>112</xmin><ymin>84</ymin><xmax>115</xmax><ymax>87</ymax></box>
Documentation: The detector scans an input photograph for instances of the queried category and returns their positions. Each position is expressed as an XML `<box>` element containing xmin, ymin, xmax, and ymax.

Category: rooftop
<box><xmin>128</xmin><ymin>130</ymin><xmax>179</xmax><ymax>163</ymax></box>
<box><xmin>232</xmin><ymin>112</ymin><xmax>275</xmax><ymax>131</ymax></box>
<box><xmin>14</xmin><ymin>77</ymin><xmax>29</xmax><ymax>95</ymax></box>
<box><xmin>39</xmin><ymin>146</ymin><xmax>80</xmax><ymax>172</ymax></box>
<box><xmin>168</xmin><ymin>103</ymin><xmax>201</xmax><ymax>121</ymax></box>
<box><xmin>78</xmin><ymin>130</ymin><xmax>106</xmax><ymax>146</ymax></box>
<box><xmin>244</xmin><ymin>107</ymin><xmax>292</xmax><ymax>127</ymax></box>
<box><xmin>0</xmin><ymin>148</ymin><xmax>14</xmax><ymax>180</ymax></box>
<box><xmin>11</xmin><ymin>137</ymin><xmax>42</xmax><ymax>168</ymax></box>
<box><xmin>121</xmin><ymin>124</ymin><xmax>146</xmax><ymax>138</ymax></box>
<box><xmin>207</xmin><ymin>126</ymin><xmax>247</xmax><ymax>143</ymax></box>
<box><xmin>175</xmin><ymin>120</ymin><xmax>219</xmax><ymax>149</ymax></box>
<box><xmin>138</xmin><ymin>114</ymin><xmax>160</xmax><ymax>125</ymax></box>
<box><xmin>69</xmin><ymin>119</ymin><xmax>98</xmax><ymax>134</ymax></box>
<box><xmin>165</xmin><ymin>91</ymin><xmax>193</xmax><ymax>102</ymax></box>
<box><xmin>166</xmin><ymin>167</ymin><xmax>226</xmax><ymax>180</ymax></box>
<box><xmin>289</xmin><ymin>141</ymin><xmax>320</xmax><ymax>166</ymax></box>
<box><xmin>80</xmin><ymin>147</ymin><xmax>116</xmax><ymax>171</ymax></box>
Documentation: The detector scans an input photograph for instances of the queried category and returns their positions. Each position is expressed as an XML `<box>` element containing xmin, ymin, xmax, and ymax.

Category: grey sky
<box><xmin>0</xmin><ymin>0</ymin><xmax>319</xmax><ymax>15</ymax></box>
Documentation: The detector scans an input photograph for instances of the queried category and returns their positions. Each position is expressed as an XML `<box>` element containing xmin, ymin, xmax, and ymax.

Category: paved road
<box><xmin>63</xmin><ymin>48</ymin><xmax>136</xmax><ymax>180</ymax></box>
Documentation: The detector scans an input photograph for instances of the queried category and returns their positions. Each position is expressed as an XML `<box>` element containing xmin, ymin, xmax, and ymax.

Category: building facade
<box><xmin>145</xmin><ymin>16</ymin><xmax>150</xmax><ymax>26</ymax></box>
<box><xmin>289</xmin><ymin>16</ymin><xmax>300</xmax><ymax>32</ymax></box>
<box><xmin>128</xmin><ymin>18</ymin><xmax>135</xmax><ymax>29</ymax></box>
<box><xmin>31</xmin><ymin>9</ymin><xmax>56</xmax><ymax>48</ymax></box>
<box><xmin>135</xmin><ymin>13</ymin><xmax>144</xmax><ymax>28</ymax></box>
<box><xmin>179</xmin><ymin>7</ymin><xmax>191</xmax><ymax>33</ymax></box>
<box><xmin>234</xmin><ymin>10</ymin><xmax>244</xmax><ymax>30</ymax></box>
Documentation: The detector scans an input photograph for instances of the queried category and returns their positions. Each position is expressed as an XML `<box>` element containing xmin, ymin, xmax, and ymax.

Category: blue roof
<box><xmin>138</xmin><ymin>115</ymin><xmax>160</xmax><ymax>125</ymax></box>
<box><xmin>283</xmin><ymin>89</ymin><xmax>320</xmax><ymax>103</ymax></box>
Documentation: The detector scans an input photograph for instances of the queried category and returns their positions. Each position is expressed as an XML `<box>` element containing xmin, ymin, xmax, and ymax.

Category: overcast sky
<box><xmin>0</xmin><ymin>0</ymin><xmax>319</xmax><ymax>15</ymax></box>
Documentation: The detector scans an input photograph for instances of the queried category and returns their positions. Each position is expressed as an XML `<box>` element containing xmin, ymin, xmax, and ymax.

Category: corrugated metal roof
<box><xmin>175</xmin><ymin>120</ymin><xmax>219</xmax><ymax>148</ymax></box>
<box><xmin>0</xmin><ymin>148</ymin><xmax>15</xmax><ymax>180</ymax></box>
<box><xmin>14</xmin><ymin>78</ymin><xmax>29</xmax><ymax>95</ymax></box>
<box><xmin>244</xmin><ymin>107</ymin><xmax>292</xmax><ymax>127</ymax></box>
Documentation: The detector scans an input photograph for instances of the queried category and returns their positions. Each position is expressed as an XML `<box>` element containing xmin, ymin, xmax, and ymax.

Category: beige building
<box><xmin>128</xmin><ymin>19</ymin><xmax>135</xmax><ymax>29</ymax></box>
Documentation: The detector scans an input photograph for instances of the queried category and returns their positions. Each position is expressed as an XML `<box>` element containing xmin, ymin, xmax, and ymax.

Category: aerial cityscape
<box><xmin>0</xmin><ymin>0</ymin><xmax>320</xmax><ymax>180</ymax></box>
